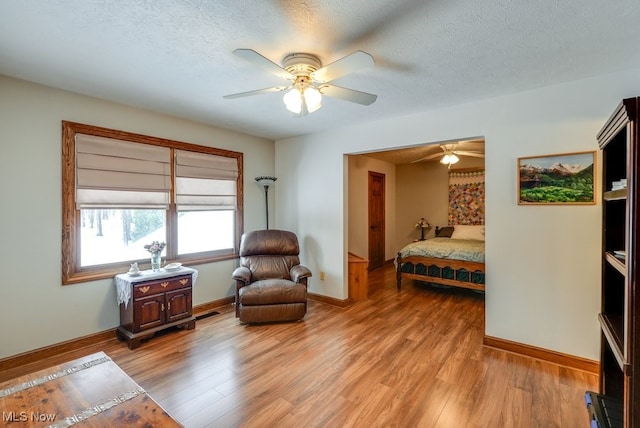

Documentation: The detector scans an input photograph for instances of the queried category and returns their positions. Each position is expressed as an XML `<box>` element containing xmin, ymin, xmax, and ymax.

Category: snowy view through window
<box><xmin>80</xmin><ymin>209</ymin><xmax>234</xmax><ymax>267</ymax></box>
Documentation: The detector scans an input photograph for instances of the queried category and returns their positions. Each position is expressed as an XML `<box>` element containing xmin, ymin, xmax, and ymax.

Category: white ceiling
<box><xmin>1</xmin><ymin>1</ymin><xmax>639</xmax><ymax>141</ymax></box>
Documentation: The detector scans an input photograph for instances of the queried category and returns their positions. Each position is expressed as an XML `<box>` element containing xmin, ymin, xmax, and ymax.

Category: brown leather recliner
<box><xmin>232</xmin><ymin>230</ymin><xmax>312</xmax><ymax>324</ymax></box>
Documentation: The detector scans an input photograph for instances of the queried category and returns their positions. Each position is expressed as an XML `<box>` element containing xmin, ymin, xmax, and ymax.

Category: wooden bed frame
<box><xmin>395</xmin><ymin>253</ymin><xmax>485</xmax><ymax>292</ymax></box>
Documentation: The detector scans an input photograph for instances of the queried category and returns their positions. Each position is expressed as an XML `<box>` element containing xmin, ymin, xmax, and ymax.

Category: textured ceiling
<box><xmin>1</xmin><ymin>1</ymin><xmax>639</xmax><ymax>141</ymax></box>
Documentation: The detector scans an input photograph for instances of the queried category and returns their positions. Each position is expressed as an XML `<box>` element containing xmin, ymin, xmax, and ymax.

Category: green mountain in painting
<box><xmin>519</xmin><ymin>162</ymin><xmax>594</xmax><ymax>203</ymax></box>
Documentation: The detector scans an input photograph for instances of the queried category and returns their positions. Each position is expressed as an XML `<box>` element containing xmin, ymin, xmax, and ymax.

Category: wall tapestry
<box><xmin>449</xmin><ymin>169</ymin><xmax>485</xmax><ymax>225</ymax></box>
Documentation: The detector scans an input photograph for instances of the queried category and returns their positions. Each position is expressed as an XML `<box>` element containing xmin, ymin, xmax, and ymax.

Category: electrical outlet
<box><xmin>320</xmin><ymin>271</ymin><xmax>325</xmax><ymax>280</ymax></box>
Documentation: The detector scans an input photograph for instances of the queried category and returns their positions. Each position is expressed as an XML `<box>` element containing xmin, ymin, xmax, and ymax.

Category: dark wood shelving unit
<box><xmin>593</xmin><ymin>96</ymin><xmax>640</xmax><ymax>428</ymax></box>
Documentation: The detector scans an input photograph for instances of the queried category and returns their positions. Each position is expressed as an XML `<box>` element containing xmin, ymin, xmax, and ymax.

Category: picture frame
<box><xmin>517</xmin><ymin>151</ymin><xmax>596</xmax><ymax>205</ymax></box>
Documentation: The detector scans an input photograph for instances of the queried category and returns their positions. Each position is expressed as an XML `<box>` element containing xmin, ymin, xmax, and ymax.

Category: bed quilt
<box><xmin>397</xmin><ymin>238</ymin><xmax>485</xmax><ymax>263</ymax></box>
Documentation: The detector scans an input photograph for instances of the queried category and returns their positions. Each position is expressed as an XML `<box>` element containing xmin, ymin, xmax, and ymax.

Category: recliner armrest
<box><xmin>232</xmin><ymin>266</ymin><xmax>251</xmax><ymax>284</ymax></box>
<box><xmin>290</xmin><ymin>265</ymin><xmax>312</xmax><ymax>283</ymax></box>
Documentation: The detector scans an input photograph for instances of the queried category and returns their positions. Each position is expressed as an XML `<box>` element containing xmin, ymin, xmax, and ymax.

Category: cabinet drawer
<box><xmin>133</xmin><ymin>275</ymin><xmax>192</xmax><ymax>298</ymax></box>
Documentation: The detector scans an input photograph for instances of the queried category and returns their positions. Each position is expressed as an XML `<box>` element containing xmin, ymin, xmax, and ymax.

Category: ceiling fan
<box><xmin>223</xmin><ymin>49</ymin><xmax>377</xmax><ymax>116</ymax></box>
<box><xmin>412</xmin><ymin>143</ymin><xmax>485</xmax><ymax>167</ymax></box>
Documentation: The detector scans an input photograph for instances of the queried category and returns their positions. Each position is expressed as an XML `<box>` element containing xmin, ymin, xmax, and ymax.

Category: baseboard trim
<box><xmin>308</xmin><ymin>292</ymin><xmax>350</xmax><ymax>307</ymax></box>
<box><xmin>0</xmin><ymin>297</ymin><xmax>235</xmax><ymax>372</ymax></box>
<box><xmin>193</xmin><ymin>297</ymin><xmax>234</xmax><ymax>316</ymax></box>
<box><xmin>0</xmin><ymin>329</ymin><xmax>116</xmax><ymax>372</ymax></box>
<box><xmin>483</xmin><ymin>335</ymin><xmax>599</xmax><ymax>374</ymax></box>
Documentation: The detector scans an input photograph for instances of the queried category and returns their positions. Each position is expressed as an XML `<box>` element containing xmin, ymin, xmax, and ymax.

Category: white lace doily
<box><xmin>114</xmin><ymin>267</ymin><xmax>198</xmax><ymax>308</ymax></box>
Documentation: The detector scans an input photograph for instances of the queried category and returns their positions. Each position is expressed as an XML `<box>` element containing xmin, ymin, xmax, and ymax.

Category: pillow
<box><xmin>450</xmin><ymin>224</ymin><xmax>485</xmax><ymax>241</ymax></box>
<box><xmin>435</xmin><ymin>226</ymin><xmax>455</xmax><ymax>238</ymax></box>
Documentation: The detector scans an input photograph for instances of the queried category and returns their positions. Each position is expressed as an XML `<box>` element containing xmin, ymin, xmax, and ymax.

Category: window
<box><xmin>62</xmin><ymin>121</ymin><xmax>243</xmax><ymax>284</ymax></box>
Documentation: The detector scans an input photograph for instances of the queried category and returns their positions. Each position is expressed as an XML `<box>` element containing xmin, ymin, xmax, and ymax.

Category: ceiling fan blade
<box><xmin>410</xmin><ymin>153</ymin><xmax>443</xmax><ymax>163</ymax></box>
<box><xmin>319</xmin><ymin>84</ymin><xmax>377</xmax><ymax>106</ymax></box>
<box><xmin>311</xmin><ymin>51</ymin><xmax>375</xmax><ymax>83</ymax></box>
<box><xmin>455</xmin><ymin>151</ymin><xmax>485</xmax><ymax>158</ymax></box>
<box><xmin>223</xmin><ymin>86</ymin><xmax>289</xmax><ymax>99</ymax></box>
<box><xmin>232</xmin><ymin>49</ymin><xmax>293</xmax><ymax>80</ymax></box>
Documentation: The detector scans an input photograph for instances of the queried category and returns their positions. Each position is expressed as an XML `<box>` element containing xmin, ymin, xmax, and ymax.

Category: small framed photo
<box><xmin>518</xmin><ymin>151</ymin><xmax>596</xmax><ymax>205</ymax></box>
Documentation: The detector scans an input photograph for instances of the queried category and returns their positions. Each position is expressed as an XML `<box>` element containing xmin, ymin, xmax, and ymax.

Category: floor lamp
<box><xmin>255</xmin><ymin>176</ymin><xmax>277</xmax><ymax>229</ymax></box>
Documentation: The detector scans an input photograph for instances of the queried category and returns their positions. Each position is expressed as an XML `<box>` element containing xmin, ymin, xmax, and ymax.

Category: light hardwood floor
<box><xmin>2</xmin><ymin>264</ymin><xmax>597</xmax><ymax>427</ymax></box>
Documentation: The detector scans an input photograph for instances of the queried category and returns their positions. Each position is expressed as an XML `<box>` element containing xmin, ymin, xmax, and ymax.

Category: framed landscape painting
<box><xmin>518</xmin><ymin>151</ymin><xmax>596</xmax><ymax>205</ymax></box>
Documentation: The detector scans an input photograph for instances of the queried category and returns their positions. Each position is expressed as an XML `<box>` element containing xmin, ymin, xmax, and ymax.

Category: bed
<box><xmin>395</xmin><ymin>225</ymin><xmax>485</xmax><ymax>292</ymax></box>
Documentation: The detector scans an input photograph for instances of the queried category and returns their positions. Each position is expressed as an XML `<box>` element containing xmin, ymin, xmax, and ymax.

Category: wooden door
<box><xmin>368</xmin><ymin>171</ymin><xmax>385</xmax><ymax>270</ymax></box>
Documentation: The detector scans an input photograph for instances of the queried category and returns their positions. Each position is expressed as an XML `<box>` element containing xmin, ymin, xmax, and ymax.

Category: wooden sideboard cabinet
<box><xmin>116</xmin><ymin>271</ymin><xmax>196</xmax><ymax>349</ymax></box>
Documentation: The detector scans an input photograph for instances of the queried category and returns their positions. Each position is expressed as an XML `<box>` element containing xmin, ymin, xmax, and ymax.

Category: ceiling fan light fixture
<box><xmin>283</xmin><ymin>85</ymin><xmax>322</xmax><ymax>115</ymax></box>
<box><xmin>304</xmin><ymin>86</ymin><xmax>322</xmax><ymax>112</ymax></box>
<box><xmin>440</xmin><ymin>153</ymin><xmax>460</xmax><ymax>165</ymax></box>
<box><xmin>225</xmin><ymin>49</ymin><xmax>376</xmax><ymax>113</ymax></box>
<box><xmin>283</xmin><ymin>87</ymin><xmax>302</xmax><ymax>113</ymax></box>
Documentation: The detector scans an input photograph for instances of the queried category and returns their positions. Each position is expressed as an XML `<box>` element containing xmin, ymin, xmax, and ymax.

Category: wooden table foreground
<box><xmin>0</xmin><ymin>351</ymin><xmax>181</xmax><ymax>427</ymax></box>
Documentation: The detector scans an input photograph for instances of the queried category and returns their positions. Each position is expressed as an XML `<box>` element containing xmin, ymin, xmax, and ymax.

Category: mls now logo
<box><xmin>2</xmin><ymin>411</ymin><xmax>56</xmax><ymax>422</ymax></box>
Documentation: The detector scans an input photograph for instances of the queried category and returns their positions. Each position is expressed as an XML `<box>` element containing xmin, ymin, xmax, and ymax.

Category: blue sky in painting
<box><xmin>521</xmin><ymin>152</ymin><xmax>594</xmax><ymax>168</ymax></box>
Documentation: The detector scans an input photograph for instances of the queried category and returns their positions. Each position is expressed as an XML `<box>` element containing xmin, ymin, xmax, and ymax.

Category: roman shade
<box><xmin>175</xmin><ymin>149</ymin><xmax>239</xmax><ymax>211</ymax></box>
<box><xmin>75</xmin><ymin>134</ymin><xmax>171</xmax><ymax>209</ymax></box>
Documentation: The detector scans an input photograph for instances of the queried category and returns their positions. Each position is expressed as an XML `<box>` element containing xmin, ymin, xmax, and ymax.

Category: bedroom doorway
<box><xmin>368</xmin><ymin>171</ymin><xmax>385</xmax><ymax>270</ymax></box>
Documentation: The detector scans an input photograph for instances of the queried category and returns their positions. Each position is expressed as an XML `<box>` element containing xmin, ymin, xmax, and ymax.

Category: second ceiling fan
<box><xmin>223</xmin><ymin>49</ymin><xmax>377</xmax><ymax>116</ymax></box>
<box><xmin>412</xmin><ymin>143</ymin><xmax>485</xmax><ymax>167</ymax></box>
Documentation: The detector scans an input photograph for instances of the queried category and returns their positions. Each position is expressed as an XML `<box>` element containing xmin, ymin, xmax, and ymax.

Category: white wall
<box><xmin>347</xmin><ymin>155</ymin><xmax>396</xmax><ymax>261</ymax></box>
<box><xmin>275</xmin><ymin>68</ymin><xmax>640</xmax><ymax>360</ymax></box>
<box><xmin>0</xmin><ymin>75</ymin><xmax>275</xmax><ymax>359</ymax></box>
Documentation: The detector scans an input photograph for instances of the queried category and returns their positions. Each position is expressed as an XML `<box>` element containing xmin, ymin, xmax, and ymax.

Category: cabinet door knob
<box><xmin>161</xmin><ymin>303</ymin><xmax>165</xmax><ymax>312</ymax></box>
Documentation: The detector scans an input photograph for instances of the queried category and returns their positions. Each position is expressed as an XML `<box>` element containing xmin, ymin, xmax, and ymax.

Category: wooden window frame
<box><xmin>61</xmin><ymin>121</ymin><xmax>244</xmax><ymax>285</ymax></box>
